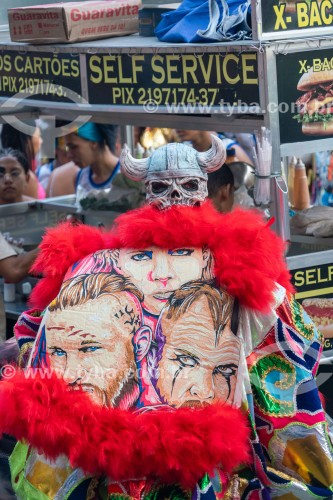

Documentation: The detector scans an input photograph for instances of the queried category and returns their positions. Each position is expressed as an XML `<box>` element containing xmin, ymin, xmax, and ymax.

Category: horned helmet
<box><xmin>120</xmin><ymin>134</ymin><xmax>226</xmax><ymax>210</ymax></box>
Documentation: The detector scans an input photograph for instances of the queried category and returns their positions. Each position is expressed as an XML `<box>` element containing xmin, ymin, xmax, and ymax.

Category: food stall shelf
<box><xmin>0</xmin><ymin>29</ymin><xmax>333</xmax><ymax>251</ymax></box>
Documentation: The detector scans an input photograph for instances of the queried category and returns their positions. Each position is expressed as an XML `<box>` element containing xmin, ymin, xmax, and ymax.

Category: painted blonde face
<box><xmin>156</xmin><ymin>296</ymin><xmax>240</xmax><ymax>408</ymax></box>
<box><xmin>45</xmin><ymin>294</ymin><xmax>141</xmax><ymax>407</ymax></box>
<box><xmin>114</xmin><ymin>246</ymin><xmax>210</xmax><ymax>315</ymax></box>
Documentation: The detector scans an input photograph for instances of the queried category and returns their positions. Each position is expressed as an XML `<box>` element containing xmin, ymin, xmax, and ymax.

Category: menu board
<box><xmin>258</xmin><ymin>0</ymin><xmax>333</xmax><ymax>40</ymax></box>
<box><xmin>276</xmin><ymin>48</ymin><xmax>333</xmax><ymax>144</ymax></box>
<box><xmin>86</xmin><ymin>51</ymin><xmax>260</xmax><ymax>111</ymax></box>
<box><xmin>0</xmin><ymin>50</ymin><xmax>82</xmax><ymax>103</ymax></box>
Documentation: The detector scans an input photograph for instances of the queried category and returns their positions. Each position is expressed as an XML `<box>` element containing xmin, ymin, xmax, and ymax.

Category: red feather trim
<box><xmin>30</xmin><ymin>202</ymin><xmax>292</xmax><ymax>312</ymax></box>
<box><xmin>31</xmin><ymin>221</ymin><xmax>105</xmax><ymax>277</ymax></box>
<box><xmin>0</xmin><ymin>372</ymin><xmax>250</xmax><ymax>487</ymax></box>
<box><xmin>29</xmin><ymin>222</ymin><xmax>107</xmax><ymax>309</ymax></box>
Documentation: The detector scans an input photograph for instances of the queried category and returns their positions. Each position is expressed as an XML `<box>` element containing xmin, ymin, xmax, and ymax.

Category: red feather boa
<box><xmin>5</xmin><ymin>203</ymin><xmax>289</xmax><ymax>485</ymax></box>
<box><xmin>30</xmin><ymin>202</ymin><xmax>292</xmax><ymax>312</ymax></box>
<box><xmin>0</xmin><ymin>372</ymin><xmax>250</xmax><ymax>487</ymax></box>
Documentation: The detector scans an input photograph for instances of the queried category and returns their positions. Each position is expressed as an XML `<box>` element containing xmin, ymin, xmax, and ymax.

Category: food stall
<box><xmin>0</xmin><ymin>0</ymin><xmax>333</xmax><ymax>353</ymax></box>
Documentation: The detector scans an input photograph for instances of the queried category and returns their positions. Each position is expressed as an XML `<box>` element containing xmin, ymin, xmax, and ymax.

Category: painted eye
<box><xmin>169</xmin><ymin>248</ymin><xmax>194</xmax><ymax>256</ymax></box>
<box><xmin>214</xmin><ymin>365</ymin><xmax>237</xmax><ymax>377</ymax></box>
<box><xmin>182</xmin><ymin>180</ymin><xmax>198</xmax><ymax>191</ymax></box>
<box><xmin>80</xmin><ymin>346</ymin><xmax>102</xmax><ymax>353</ymax></box>
<box><xmin>178</xmin><ymin>355</ymin><xmax>198</xmax><ymax>367</ymax></box>
<box><xmin>51</xmin><ymin>348</ymin><xmax>66</xmax><ymax>357</ymax></box>
<box><xmin>151</xmin><ymin>182</ymin><xmax>168</xmax><ymax>194</ymax></box>
<box><xmin>131</xmin><ymin>252</ymin><xmax>152</xmax><ymax>261</ymax></box>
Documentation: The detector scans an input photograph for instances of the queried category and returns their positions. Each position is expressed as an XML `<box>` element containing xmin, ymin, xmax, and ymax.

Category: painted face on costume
<box><xmin>113</xmin><ymin>247</ymin><xmax>211</xmax><ymax>315</ymax></box>
<box><xmin>156</xmin><ymin>296</ymin><xmax>240</xmax><ymax>408</ymax></box>
<box><xmin>45</xmin><ymin>294</ymin><xmax>142</xmax><ymax>408</ymax></box>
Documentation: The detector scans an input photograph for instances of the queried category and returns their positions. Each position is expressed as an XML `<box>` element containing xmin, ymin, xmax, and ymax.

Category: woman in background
<box><xmin>45</xmin><ymin>124</ymin><xmax>124</xmax><ymax>198</ymax></box>
<box><xmin>0</xmin><ymin>148</ymin><xmax>34</xmax><ymax>205</ymax></box>
<box><xmin>1</xmin><ymin>123</ymin><xmax>45</xmax><ymax>199</ymax></box>
<box><xmin>64</xmin><ymin>122</ymin><xmax>144</xmax><ymax>209</ymax></box>
<box><xmin>65</xmin><ymin>122</ymin><xmax>120</xmax><ymax>194</ymax></box>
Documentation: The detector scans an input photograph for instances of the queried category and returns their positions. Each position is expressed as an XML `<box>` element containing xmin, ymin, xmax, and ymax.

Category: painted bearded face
<box><xmin>45</xmin><ymin>294</ymin><xmax>141</xmax><ymax>408</ymax></box>
<box><xmin>113</xmin><ymin>247</ymin><xmax>211</xmax><ymax>315</ymax></box>
<box><xmin>156</xmin><ymin>296</ymin><xmax>241</xmax><ymax>408</ymax></box>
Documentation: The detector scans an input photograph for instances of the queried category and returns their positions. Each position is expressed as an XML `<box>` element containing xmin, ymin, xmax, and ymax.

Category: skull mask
<box><xmin>120</xmin><ymin>135</ymin><xmax>226</xmax><ymax>210</ymax></box>
<box><xmin>147</xmin><ymin>177</ymin><xmax>208</xmax><ymax>209</ymax></box>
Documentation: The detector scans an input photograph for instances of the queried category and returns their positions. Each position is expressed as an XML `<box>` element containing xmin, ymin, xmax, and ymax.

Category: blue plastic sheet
<box><xmin>155</xmin><ymin>0</ymin><xmax>251</xmax><ymax>43</ymax></box>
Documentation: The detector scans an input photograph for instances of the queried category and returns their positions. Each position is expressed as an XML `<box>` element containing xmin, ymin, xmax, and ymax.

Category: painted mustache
<box><xmin>180</xmin><ymin>400</ymin><xmax>211</xmax><ymax>408</ymax></box>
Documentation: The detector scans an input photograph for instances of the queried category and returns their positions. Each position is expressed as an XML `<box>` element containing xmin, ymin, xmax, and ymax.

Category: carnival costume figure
<box><xmin>0</xmin><ymin>135</ymin><xmax>332</xmax><ymax>499</ymax></box>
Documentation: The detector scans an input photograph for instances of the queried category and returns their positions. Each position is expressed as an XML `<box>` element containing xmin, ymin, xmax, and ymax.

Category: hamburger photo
<box><xmin>302</xmin><ymin>297</ymin><xmax>333</xmax><ymax>338</ymax></box>
<box><xmin>294</xmin><ymin>68</ymin><xmax>333</xmax><ymax>135</ymax></box>
<box><xmin>279</xmin><ymin>0</ymin><xmax>296</xmax><ymax>13</ymax></box>
<box><xmin>280</xmin><ymin>0</ymin><xmax>323</xmax><ymax>13</ymax></box>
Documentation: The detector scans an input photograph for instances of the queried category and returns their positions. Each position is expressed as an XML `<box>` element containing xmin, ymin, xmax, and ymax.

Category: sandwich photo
<box><xmin>302</xmin><ymin>297</ymin><xmax>333</xmax><ymax>338</ymax></box>
<box><xmin>279</xmin><ymin>0</ymin><xmax>297</xmax><ymax>13</ymax></box>
<box><xmin>294</xmin><ymin>68</ymin><xmax>333</xmax><ymax>135</ymax></box>
<box><xmin>280</xmin><ymin>0</ymin><xmax>323</xmax><ymax>13</ymax></box>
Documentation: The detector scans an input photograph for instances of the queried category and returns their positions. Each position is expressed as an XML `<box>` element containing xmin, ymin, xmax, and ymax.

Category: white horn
<box><xmin>197</xmin><ymin>134</ymin><xmax>226</xmax><ymax>173</ymax></box>
<box><xmin>120</xmin><ymin>144</ymin><xmax>149</xmax><ymax>181</ymax></box>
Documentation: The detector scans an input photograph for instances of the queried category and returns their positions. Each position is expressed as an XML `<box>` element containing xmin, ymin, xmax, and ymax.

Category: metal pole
<box><xmin>264</xmin><ymin>47</ymin><xmax>290</xmax><ymax>242</ymax></box>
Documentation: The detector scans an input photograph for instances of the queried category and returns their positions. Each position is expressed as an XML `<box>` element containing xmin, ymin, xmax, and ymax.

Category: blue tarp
<box><xmin>155</xmin><ymin>0</ymin><xmax>251</xmax><ymax>43</ymax></box>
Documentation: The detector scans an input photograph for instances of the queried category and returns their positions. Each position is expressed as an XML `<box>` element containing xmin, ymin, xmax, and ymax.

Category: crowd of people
<box><xmin>0</xmin><ymin>124</ymin><xmax>253</xmax><ymax>336</ymax></box>
<box><xmin>0</xmin><ymin>131</ymin><xmax>331</xmax><ymax>500</ymax></box>
<box><xmin>0</xmin><ymin>125</ymin><xmax>333</xmax><ymax>500</ymax></box>
<box><xmin>0</xmin><ymin>127</ymin><xmax>252</xmax><ymax>498</ymax></box>
<box><xmin>0</xmin><ymin>122</ymin><xmax>254</xmax><ymax>209</ymax></box>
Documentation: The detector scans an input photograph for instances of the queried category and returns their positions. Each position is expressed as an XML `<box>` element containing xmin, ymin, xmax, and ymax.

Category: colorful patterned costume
<box><xmin>0</xmin><ymin>138</ymin><xmax>332</xmax><ymax>499</ymax></box>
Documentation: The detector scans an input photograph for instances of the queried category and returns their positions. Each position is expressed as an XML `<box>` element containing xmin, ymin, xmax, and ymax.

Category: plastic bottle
<box><xmin>4</xmin><ymin>281</ymin><xmax>15</xmax><ymax>302</ymax></box>
<box><xmin>21</xmin><ymin>282</ymin><xmax>32</xmax><ymax>299</ymax></box>
<box><xmin>293</xmin><ymin>157</ymin><xmax>310</xmax><ymax>211</ymax></box>
<box><xmin>287</xmin><ymin>156</ymin><xmax>296</xmax><ymax>207</ymax></box>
